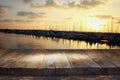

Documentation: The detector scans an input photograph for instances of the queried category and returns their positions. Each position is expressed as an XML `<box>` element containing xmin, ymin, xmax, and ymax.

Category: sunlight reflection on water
<box><xmin>0</xmin><ymin>33</ymin><xmax>119</xmax><ymax>49</ymax></box>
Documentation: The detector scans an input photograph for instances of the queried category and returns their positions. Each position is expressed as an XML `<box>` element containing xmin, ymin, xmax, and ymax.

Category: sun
<box><xmin>87</xmin><ymin>18</ymin><xmax>105</xmax><ymax>31</ymax></box>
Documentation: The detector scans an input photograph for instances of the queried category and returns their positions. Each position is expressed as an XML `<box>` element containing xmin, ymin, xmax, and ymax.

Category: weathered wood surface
<box><xmin>0</xmin><ymin>75</ymin><xmax>120</xmax><ymax>80</ymax></box>
<box><xmin>0</xmin><ymin>49</ymin><xmax>120</xmax><ymax>76</ymax></box>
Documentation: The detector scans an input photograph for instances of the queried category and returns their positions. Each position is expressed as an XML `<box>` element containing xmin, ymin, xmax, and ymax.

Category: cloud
<box><xmin>0</xmin><ymin>4</ymin><xmax>13</xmax><ymax>8</ymax></box>
<box><xmin>64</xmin><ymin>17</ymin><xmax>73</xmax><ymax>20</ymax></box>
<box><xmin>0</xmin><ymin>4</ymin><xmax>13</xmax><ymax>17</ymax></box>
<box><xmin>66</xmin><ymin>0</ymin><xmax>105</xmax><ymax>8</ymax></box>
<box><xmin>91</xmin><ymin>15</ymin><xmax>120</xmax><ymax>24</ymax></box>
<box><xmin>91</xmin><ymin>15</ymin><xmax>120</xmax><ymax>20</ymax></box>
<box><xmin>0</xmin><ymin>8</ymin><xmax>8</xmax><ymax>14</ymax></box>
<box><xmin>0</xmin><ymin>15</ymin><xmax>4</xmax><ymax>18</ymax></box>
<box><xmin>0</xmin><ymin>19</ymin><xmax>33</xmax><ymax>22</ymax></box>
<box><xmin>66</xmin><ymin>1</ymin><xmax>75</xmax><ymax>7</ymax></box>
<box><xmin>23</xmin><ymin>0</ymin><xmax>34</xmax><ymax>3</ymax></box>
<box><xmin>116</xmin><ymin>19</ymin><xmax>120</xmax><ymax>23</ymax></box>
<box><xmin>93</xmin><ymin>15</ymin><xmax>112</xmax><ymax>19</ymax></box>
<box><xmin>78</xmin><ymin>0</ymin><xmax>105</xmax><ymax>9</ymax></box>
<box><xmin>45</xmin><ymin>0</ymin><xmax>56</xmax><ymax>6</ymax></box>
<box><xmin>31</xmin><ymin>0</ymin><xmax>106</xmax><ymax>9</ymax></box>
<box><xmin>17</xmin><ymin>11</ymin><xmax>46</xmax><ymax>18</ymax></box>
<box><xmin>31</xmin><ymin>0</ymin><xmax>57</xmax><ymax>8</ymax></box>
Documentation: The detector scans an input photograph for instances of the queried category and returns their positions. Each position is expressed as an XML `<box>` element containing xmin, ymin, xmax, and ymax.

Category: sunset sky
<box><xmin>0</xmin><ymin>0</ymin><xmax>120</xmax><ymax>32</ymax></box>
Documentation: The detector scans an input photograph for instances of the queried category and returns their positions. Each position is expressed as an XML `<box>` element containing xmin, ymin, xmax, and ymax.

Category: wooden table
<box><xmin>0</xmin><ymin>49</ymin><xmax>120</xmax><ymax>77</ymax></box>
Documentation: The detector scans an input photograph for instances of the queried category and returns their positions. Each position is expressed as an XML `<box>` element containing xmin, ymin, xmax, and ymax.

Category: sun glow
<box><xmin>87</xmin><ymin>18</ymin><xmax>105</xmax><ymax>31</ymax></box>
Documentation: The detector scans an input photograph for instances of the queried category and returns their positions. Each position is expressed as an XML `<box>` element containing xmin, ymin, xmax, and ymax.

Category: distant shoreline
<box><xmin>0</xmin><ymin>29</ymin><xmax>120</xmax><ymax>46</ymax></box>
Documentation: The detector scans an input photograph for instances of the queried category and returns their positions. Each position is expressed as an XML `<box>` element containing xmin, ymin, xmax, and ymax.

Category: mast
<box><xmin>111</xmin><ymin>17</ymin><xmax>114</xmax><ymax>33</ymax></box>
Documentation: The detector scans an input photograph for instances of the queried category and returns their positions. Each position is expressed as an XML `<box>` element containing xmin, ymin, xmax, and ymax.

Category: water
<box><xmin>0</xmin><ymin>32</ymin><xmax>120</xmax><ymax>49</ymax></box>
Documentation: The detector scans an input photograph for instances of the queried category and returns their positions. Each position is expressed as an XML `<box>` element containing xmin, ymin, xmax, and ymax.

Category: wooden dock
<box><xmin>0</xmin><ymin>49</ymin><xmax>120</xmax><ymax>77</ymax></box>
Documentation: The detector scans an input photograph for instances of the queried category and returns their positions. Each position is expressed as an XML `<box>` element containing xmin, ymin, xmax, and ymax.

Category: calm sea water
<box><xmin>0</xmin><ymin>32</ymin><xmax>119</xmax><ymax>49</ymax></box>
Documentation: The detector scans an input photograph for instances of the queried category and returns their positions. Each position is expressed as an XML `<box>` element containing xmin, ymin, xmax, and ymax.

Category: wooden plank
<box><xmin>108</xmin><ymin>50</ymin><xmax>120</xmax><ymax>53</ymax></box>
<box><xmin>7</xmin><ymin>50</ymin><xmax>45</xmax><ymax>68</ymax></box>
<box><xmin>102</xmin><ymin>50</ymin><xmax>120</xmax><ymax>67</ymax></box>
<box><xmin>0</xmin><ymin>49</ymin><xmax>17</xmax><ymax>59</ymax></box>
<box><xmin>65</xmin><ymin>51</ymin><xmax>101</xmax><ymax>75</ymax></box>
<box><xmin>55</xmin><ymin>53</ymin><xmax>71</xmax><ymax>68</ymax></box>
<box><xmin>43</xmin><ymin>53</ymin><xmax>55</xmax><ymax>68</ymax></box>
<box><xmin>0</xmin><ymin>75</ymin><xmax>120</xmax><ymax>80</ymax></box>
<box><xmin>55</xmin><ymin>53</ymin><xmax>71</xmax><ymax>75</ymax></box>
<box><xmin>8</xmin><ymin>50</ymin><xmax>32</xmax><ymax>68</ymax></box>
<box><xmin>0</xmin><ymin>50</ymin><xmax>22</xmax><ymax>67</ymax></box>
<box><xmin>42</xmin><ymin>76</ymin><xmax>67</xmax><ymax>80</ymax></box>
<box><xmin>42</xmin><ymin>53</ymin><xmax>56</xmax><ymax>76</ymax></box>
<box><xmin>2</xmin><ymin>50</ymin><xmax>31</xmax><ymax>68</ymax></box>
<box><xmin>67</xmin><ymin>75</ymin><xmax>120</xmax><ymax>80</ymax></box>
<box><xmin>0</xmin><ymin>49</ymin><xmax>7</xmax><ymax>57</ymax></box>
<box><xmin>22</xmin><ymin>51</ymin><xmax>45</xmax><ymax>68</ymax></box>
<box><xmin>83</xmin><ymin>50</ymin><xmax>116</xmax><ymax>68</ymax></box>
<box><xmin>0</xmin><ymin>76</ymin><xmax>43</xmax><ymax>80</ymax></box>
<box><xmin>1</xmin><ymin>50</ymin><xmax>45</xmax><ymax>76</ymax></box>
<box><xmin>65</xmin><ymin>52</ymin><xmax>100</xmax><ymax>68</ymax></box>
<box><xmin>82</xmin><ymin>50</ymin><xmax>120</xmax><ymax>75</ymax></box>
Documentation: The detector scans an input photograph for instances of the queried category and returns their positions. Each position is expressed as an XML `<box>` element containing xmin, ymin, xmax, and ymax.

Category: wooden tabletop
<box><xmin>0</xmin><ymin>49</ymin><xmax>120</xmax><ymax>76</ymax></box>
